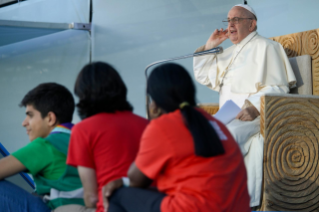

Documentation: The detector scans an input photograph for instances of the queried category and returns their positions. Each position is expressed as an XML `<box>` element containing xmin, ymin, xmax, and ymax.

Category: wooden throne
<box><xmin>200</xmin><ymin>28</ymin><xmax>319</xmax><ymax>211</ymax></box>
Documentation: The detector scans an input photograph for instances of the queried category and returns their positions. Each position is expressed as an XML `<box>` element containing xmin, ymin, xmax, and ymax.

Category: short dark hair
<box><xmin>147</xmin><ymin>63</ymin><xmax>224</xmax><ymax>157</ymax></box>
<box><xmin>74</xmin><ymin>62</ymin><xmax>133</xmax><ymax>119</ymax></box>
<box><xmin>20</xmin><ymin>83</ymin><xmax>75</xmax><ymax>124</ymax></box>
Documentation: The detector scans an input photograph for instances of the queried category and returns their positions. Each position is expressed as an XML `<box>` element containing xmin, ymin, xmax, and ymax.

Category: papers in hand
<box><xmin>214</xmin><ymin>100</ymin><xmax>241</xmax><ymax>125</ymax></box>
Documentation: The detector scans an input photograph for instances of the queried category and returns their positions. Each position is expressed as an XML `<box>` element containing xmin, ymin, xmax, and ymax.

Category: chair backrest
<box><xmin>270</xmin><ymin>29</ymin><xmax>319</xmax><ymax>95</ymax></box>
<box><xmin>289</xmin><ymin>55</ymin><xmax>312</xmax><ymax>95</ymax></box>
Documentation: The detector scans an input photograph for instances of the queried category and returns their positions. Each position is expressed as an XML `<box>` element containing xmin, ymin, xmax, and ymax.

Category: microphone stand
<box><xmin>144</xmin><ymin>46</ymin><xmax>223</xmax><ymax>119</ymax></box>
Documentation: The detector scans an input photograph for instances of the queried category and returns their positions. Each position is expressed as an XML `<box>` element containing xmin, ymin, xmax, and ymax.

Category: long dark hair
<box><xmin>75</xmin><ymin>62</ymin><xmax>133</xmax><ymax>119</ymax></box>
<box><xmin>147</xmin><ymin>63</ymin><xmax>224</xmax><ymax>157</ymax></box>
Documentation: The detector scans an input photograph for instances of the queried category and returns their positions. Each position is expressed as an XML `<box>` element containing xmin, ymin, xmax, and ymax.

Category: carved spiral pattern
<box><xmin>264</xmin><ymin>97</ymin><xmax>319</xmax><ymax>211</ymax></box>
<box><xmin>302</xmin><ymin>30</ymin><xmax>319</xmax><ymax>59</ymax></box>
<box><xmin>275</xmin><ymin>34</ymin><xmax>302</xmax><ymax>57</ymax></box>
<box><xmin>301</xmin><ymin>30</ymin><xmax>319</xmax><ymax>95</ymax></box>
<box><xmin>271</xmin><ymin>28</ymin><xmax>319</xmax><ymax>95</ymax></box>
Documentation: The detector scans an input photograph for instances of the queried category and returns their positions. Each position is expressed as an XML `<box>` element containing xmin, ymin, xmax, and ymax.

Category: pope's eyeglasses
<box><xmin>222</xmin><ymin>17</ymin><xmax>253</xmax><ymax>26</ymax></box>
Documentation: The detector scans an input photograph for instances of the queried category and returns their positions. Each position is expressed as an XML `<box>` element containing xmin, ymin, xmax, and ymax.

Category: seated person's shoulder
<box><xmin>73</xmin><ymin>112</ymin><xmax>148</xmax><ymax>134</ymax></box>
<box><xmin>23</xmin><ymin>137</ymin><xmax>48</xmax><ymax>147</ymax></box>
<box><xmin>256</xmin><ymin>34</ymin><xmax>282</xmax><ymax>49</ymax></box>
<box><xmin>12</xmin><ymin>137</ymin><xmax>63</xmax><ymax>159</ymax></box>
<box><xmin>131</xmin><ymin>112</ymin><xmax>149</xmax><ymax>123</ymax></box>
<box><xmin>150</xmin><ymin>111</ymin><xmax>183</xmax><ymax>131</ymax></box>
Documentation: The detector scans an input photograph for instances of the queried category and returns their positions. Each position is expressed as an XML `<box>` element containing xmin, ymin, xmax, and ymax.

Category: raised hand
<box><xmin>205</xmin><ymin>28</ymin><xmax>229</xmax><ymax>50</ymax></box>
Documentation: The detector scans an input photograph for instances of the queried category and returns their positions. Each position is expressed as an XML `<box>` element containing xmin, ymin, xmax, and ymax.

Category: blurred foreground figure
<box><xmin>103</xmin><ymin>63</ymin><xmax>250</xmax><ymax>212</ymax></box>
<box><xmin>62</xmin><ymin>62</ymin><xmax>148</xmax><ymax>212</ymax></box>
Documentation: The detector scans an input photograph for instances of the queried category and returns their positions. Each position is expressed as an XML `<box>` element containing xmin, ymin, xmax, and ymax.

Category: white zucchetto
<box><xmin>233</xmin><ymin>4</ymin><xmax>257</xmax><ymax>20</ymax></box>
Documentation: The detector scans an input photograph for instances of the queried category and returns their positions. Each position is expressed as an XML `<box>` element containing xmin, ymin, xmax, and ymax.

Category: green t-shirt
<box><xmin>12</xmin><ymin>137</ymin><xmax>66</xmax><ymax>180</ymax></box>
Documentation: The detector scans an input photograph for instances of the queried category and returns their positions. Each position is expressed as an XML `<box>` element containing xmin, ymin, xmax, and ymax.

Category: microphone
<box><xmin>144</xmin><ymin>46</ymin><xmax>223</xmax><ymax>118</ymax></box>
<box><xmin>144</xmin><ymin>46</ymin><xmax>223</xmax><ymax>78</ymax></box>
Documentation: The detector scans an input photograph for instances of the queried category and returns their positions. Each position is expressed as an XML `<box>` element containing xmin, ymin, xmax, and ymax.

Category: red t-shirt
<box><xmin>135</xmin><ymin>109</ymin><xmax>250</xmax><ymax>212</ymax></box>
<box><xmin>67</xmin><ymin>111</ymin><xmax>148</xmax><ymax>212</ymax></box>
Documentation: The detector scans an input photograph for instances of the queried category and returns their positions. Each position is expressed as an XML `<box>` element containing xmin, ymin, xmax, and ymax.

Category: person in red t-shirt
<box><xmin>64</xmin><ymin>62</ymin><xmax>148</xmax><ymax>212</ymax></box>
<box><xmin>102</xmin><ymin>63</ymin><xmax>250</xmax><ymax>212</ymax></box>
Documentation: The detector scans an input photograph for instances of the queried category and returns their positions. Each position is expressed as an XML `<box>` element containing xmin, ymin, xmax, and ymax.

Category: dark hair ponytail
<box><xmin>147</xmin><ymin>63</ymin><xmax>224</xmax><ymax>157</ymax></box>
<box><xmin>180</xmin><ymin>106</ymin><xmax>225</xmax><ymax>157</ymax></box>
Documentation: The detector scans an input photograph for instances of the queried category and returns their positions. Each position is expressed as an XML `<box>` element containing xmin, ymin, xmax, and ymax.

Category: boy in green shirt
<box><xmin>0</xmin><ymin>83</ymin><xmax>84</xmax><ymax>211</ymax></box>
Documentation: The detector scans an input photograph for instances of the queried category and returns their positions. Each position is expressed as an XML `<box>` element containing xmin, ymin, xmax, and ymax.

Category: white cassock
<box><xmin>193</xmin><ymin>31</ymin><xmax>297</xmax><ymax>207</ymax></box>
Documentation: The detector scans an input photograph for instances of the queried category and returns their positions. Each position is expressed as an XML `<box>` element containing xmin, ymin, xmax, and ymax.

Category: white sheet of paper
<box><xmin>214</xmin><ymin>100</ymin><xmax>241</xmax><ymax>125</ymax></box>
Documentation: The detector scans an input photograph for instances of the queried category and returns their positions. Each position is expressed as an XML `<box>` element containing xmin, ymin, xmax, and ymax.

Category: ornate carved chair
<box><xmin>199</xmin><ymin>28</ymin><xmax>319</xmax><ymax>211</ymax></box>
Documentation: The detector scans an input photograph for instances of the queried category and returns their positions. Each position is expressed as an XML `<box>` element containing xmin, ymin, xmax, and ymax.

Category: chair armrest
<box><xmin>198</xmin><ymin>103</ymin><xmax>219</xmax><ymax>115</ymax></box>
<box><xmin>260</xmin><ymin>93</ymin><xmax>319</xmax><ymax>211</ymax></box>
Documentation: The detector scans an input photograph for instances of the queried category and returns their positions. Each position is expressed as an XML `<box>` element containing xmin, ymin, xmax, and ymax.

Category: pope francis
<box><xmin>193</xmin><ymin>4</ymin><xmax>296</xmax><ymax>207</ymax></box>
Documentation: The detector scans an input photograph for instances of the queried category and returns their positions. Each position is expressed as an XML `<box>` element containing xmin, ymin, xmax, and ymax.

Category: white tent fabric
<box><xmin>91</xmin><ymin>0</ymin><xmax>319</xmax><ymax>117</ymax></box>
<box><xmin>91</xmin><ymin>0</ymin><xmax>232</xmax><ymax>116</ymax></box>
<box><xmin>0</xmin><ymin>29</ymin><xmax>90</xmax><ymax>153</ymax></box>
<box><xmin>0</xmin><ymin>0</ymin><xmax>90</xmax><ymax>23</ymax></box>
